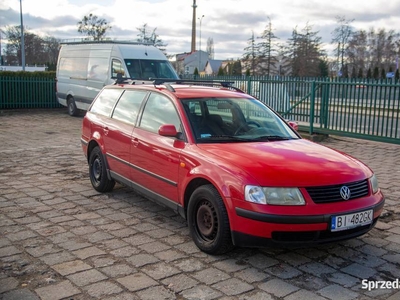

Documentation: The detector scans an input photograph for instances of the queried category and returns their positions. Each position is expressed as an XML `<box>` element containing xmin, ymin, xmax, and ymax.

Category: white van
<box><xmin>56</xmin><ymin>41</ymin><xmax>179</xmax><ymax>116</ymax></box>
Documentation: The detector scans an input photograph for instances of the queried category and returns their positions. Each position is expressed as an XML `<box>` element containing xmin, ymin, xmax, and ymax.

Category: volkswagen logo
<box><xmin>340</xmin><ymin>186</ymin><xmax>351</xmax><ymax>200</ymax></box>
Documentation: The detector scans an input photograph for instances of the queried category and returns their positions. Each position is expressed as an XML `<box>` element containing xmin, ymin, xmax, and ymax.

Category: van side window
<box><xmin>139</xmin><ymin>93</ymin><xmax>181</xmax><ymax>133</ymax></box>
<box><xmin>88</xmin><ymin>58</ymin><xmax>108</xmax><ymax>82</ymax></box>
<box><xmin>90</xmin><ymin>89</ymin><xmax>123</xmax><ymax>117</ymax></box>
<box><xmin>112</xmin><ymin>90</ymin><xmax>147</xmax><ymax>125</ymax></box>
<box><xmin>58</xmin><ymin>57</ymin><xmax>87</xmax><ymax>79</ymax></box>
<box><xmin>112</xmin><ymin>59</ymin><xmax>125</xmax><ymax>78</ymax></box>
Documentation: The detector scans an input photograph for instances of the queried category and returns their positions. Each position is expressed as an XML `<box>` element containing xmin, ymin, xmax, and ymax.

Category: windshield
<box><xmin>124</xmin><ymin>59</ymin><xmax>179</xmax><ymax>80</ymax></box>
<box><xmin>182</xmin><ymin>97</ymin><xmax>299</xmax><ymax>143</ymax></box>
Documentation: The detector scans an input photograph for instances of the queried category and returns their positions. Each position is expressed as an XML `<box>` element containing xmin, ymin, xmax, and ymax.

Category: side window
<box><xmin>111</xmin><ymin>59</ymin><xmax>125</xmax><ymax>78</ymax></box>
<box><xmin>88</xmin><ymin>57</ymin><xmax>108</xmax><ymax>82</ymax></box>
<box><xmin>58</xmin><ymin>57</ymin><xmax>87</xmax><ymax>78</ymax></box>
<box><xmin>90</xmin><ymin>88</ymin><xmax>123</xmax><ymax>117</ymax></box>
<box><xmin>112</xmin><ymin>90</ymin><xmax>147</xmax><ymax>125</ymax></box>
<box><xmin>139</xmin><ymin>93</ymin><xmax>181</xmax><ymax>133</ymax></box>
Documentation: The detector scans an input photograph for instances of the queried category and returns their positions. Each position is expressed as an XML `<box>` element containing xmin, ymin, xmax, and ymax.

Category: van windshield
<box><xmin>124</xmin><ymin>59</ymin><xmax>179</xmax><ymax>80</ymax></box>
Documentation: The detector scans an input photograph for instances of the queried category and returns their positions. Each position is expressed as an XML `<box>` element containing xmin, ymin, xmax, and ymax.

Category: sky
<box><xmin>1</xmin><ymin>0</ymin><xmax>400</xmax><ymax>60</ymax></box>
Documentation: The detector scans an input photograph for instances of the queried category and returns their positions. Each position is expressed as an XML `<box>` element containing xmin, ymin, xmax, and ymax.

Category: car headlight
<box><xmin>245</xmin><ymin>186</ymin><xmax>266</xmax><ymax>204</ymax></box>
<box><xmin>370</xmin><ymin>174</ymin><xmax>379</xmax><ymax>194</ymax></box>
<box><xmin>245</xmin><ymin>185</ymin><xmax>305</xmax><ymax>205</ymax></box>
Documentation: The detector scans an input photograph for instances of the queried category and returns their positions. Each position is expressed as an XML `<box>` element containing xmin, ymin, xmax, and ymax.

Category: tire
<box><xmin>187</xmin><ymin>184</ymin><xmax>234</xmax><ymax>254</ymax></box>
<box><xmin>67</xmin><ymin>97</ymin><xmax>79</xmax><ymax>116</ymax></box>
<box><xmin>88</xmin><ymin>146</ymin><xmax>115</xmax><ymax>192</ymax></box>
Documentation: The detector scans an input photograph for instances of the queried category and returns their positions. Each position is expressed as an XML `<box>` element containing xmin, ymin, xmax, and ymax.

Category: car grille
<box><xmin>306</xmin><ymin>179</ymin><xmax>369</xmax><ymax>203</ymax></box>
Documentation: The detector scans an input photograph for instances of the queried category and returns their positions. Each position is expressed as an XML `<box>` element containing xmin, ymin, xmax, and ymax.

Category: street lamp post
<box><xmin>20</xmin><ymin>0</ymin><xmax>25</xmax><ymax>71</ymax></box>
<box><xmin>198</xmin><ymin>15</ymin><xmax>204</xmax><ymax>73</ymax></box>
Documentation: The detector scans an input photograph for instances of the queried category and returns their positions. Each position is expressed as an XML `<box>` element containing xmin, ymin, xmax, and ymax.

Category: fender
<box><xmin>178</xmin><ymin>151</ymin><xmax>255</xmax><ymax>223</ymax></box>
<box><xmin>86</xmin><ymin>131</ymin><xmax>114</xmax><ymax>181</ymax></box>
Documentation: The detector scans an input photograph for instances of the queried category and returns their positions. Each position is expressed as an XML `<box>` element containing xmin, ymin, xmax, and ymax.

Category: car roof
<box><xmin>108</xmin><ymin>79</ymin><xmax>252</xmax><ymax>99</ymax></box>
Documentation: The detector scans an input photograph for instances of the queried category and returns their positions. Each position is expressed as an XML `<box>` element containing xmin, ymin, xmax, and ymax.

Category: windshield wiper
<box><xmin>253</xmin><ymin>135</ymin><xmax>292</xmax><ymax>141</ymax></box>
<box><xmin>199</xmin><ymin>135</ymin><xmax>292</xmax><ymax>142</ymax></box>
<box><xmin>199</xmin><ymin>135</ymin><xmax>254</xmax><ymax>141</ymax></box>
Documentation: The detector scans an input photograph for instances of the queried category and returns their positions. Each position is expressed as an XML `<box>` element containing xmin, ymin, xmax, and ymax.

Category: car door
<box><xmin>105</xmin><ymin>89</ymin><xmax>148</xmax><ymax>180</ymax></box>
<box><xmin>89</xmin><ymin>88</ymin><xmax>124</xmax><ymax>173</ymax></box>
<box><xmin>130</xmin><ymin>92</ymin><xmax>184</xmax><ymax>203</ymax></box>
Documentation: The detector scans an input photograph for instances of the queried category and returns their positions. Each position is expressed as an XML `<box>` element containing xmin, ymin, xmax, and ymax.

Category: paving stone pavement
<box><xmin>0</xmin><ymin>109</ymin><xmax>399</xmax><ymax>300</ymax></box>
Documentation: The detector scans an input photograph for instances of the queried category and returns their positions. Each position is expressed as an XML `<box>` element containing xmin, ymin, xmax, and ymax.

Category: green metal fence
<box><xmin>0</xmin><ymin>76</ymin><xmax>61</xmax><ymax>109</ymax></box>
<box><xmin>258</xmin><ymin>78</ymin><xmax>400</xmax><ymax>144</ymax></box>
<box><xmin>1</xmin><ymin>75</ymin><xmax>399</xmax><ymax>144</ymax></box>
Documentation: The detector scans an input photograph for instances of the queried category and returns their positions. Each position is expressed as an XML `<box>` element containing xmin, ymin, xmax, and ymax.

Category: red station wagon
<box><xmin>81</xmin><ymin>79</ymin><xmax>385</xmax><ymax>254</ymax></box>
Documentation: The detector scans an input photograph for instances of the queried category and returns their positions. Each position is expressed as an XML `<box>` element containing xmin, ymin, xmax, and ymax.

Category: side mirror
<box><xmin>158</xmin><ymin>124</ymin><xmax>179</xmax><ymax>137</ymax></box>
<box><xmin>287</xmin><ymin>120</ymin><xmax>299</xmax><ymax>131</ymax></box>
<box><xmin>113</xmin><ymin>72</ymin><xmax>125</xmax><ymax>84</ymax></box>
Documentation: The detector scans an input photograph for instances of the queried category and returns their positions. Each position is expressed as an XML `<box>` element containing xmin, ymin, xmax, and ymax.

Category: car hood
<box><xmin>197</xmin><ymin>139</ymin><xmax>372</xmax><ymax>187</ymax></box>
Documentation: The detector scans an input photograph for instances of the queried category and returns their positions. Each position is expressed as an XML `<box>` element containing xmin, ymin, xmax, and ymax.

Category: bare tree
<box><xmin>331</xmin><ymin>16</ymin><xmax>354</xmax><ymax>75</ymax></box>
<box><xmin>42</xmin><ymin>36</ymin><xmax>61</xmax><ymax>70</ymax></box>
<box><xmin>2</xmin><ymin>25</ymin><xmax>59</xmax><ymax>67</ymax></box>
<box><xmin>77</xmin><ymin>13</ymin><xmax>111</xmax><ymax>41</ymax></box>
<box><xmin>136</xmin><ymin>23</ymin><xmax>167</xmax><ymax>54</ymax></box>
<box><xmin>347</xmin><ymin>28</ymin><xmax>400</xmax><ymax>77</ymax></box>
<box><xmin>2</xmin><ymin>25</ymin><xmax>23</xmax><ymax>65</ymax></box>
<box><xmin>374</xmin><ymin>29</ymin><xmax>399</xmax><ymax>72</ymax></box>
<box><xmin>347</xmin><ymin>30</ymin><xmax>368</xmax><ymax>75</ymax></box>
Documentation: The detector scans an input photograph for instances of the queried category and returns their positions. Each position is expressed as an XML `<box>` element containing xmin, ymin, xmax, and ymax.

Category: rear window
<box><xmin>112</xmin><ymin>90</ymin><xmax>147</xmax><ymax>125</ymax></box>
<box><xmin>90</xmin><ymin>89</ymin><xmax>123</xmax><ymax>116</ymax></box>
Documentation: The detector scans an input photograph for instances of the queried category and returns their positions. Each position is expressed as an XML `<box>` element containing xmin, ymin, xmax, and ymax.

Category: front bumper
<box><xmin>231</xmin><ymin>198</ymin><xmax>385</xmax><ymax>248</ymax></box>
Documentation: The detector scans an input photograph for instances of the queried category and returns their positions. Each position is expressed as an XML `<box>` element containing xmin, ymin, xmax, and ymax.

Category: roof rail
<box><xmin>112</xmin><ymin>77</ymin><xmax>246</xmax><ymax>93</ymax></box>
<box><xmin>60</xmin><ymin>39</ymin><xmax>153</xmax><ymax>46</ymax></box>
<box><xmin>113</xmin><ymin>74</ymin><xmax>155</xmax><ymax>85</ymax></box>
<box><xmin>151</xmin><ymin>79</ymin><xmax>245</xmax><ymax>93</ymax></box>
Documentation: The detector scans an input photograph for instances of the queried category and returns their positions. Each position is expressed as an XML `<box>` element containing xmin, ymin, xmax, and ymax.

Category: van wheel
<box><xmin>67</xmin><ymin>97</ymin><xmax>79</xmax><ymax>116</ymax></box>
<box><xmin>187</xmin><ymin>185</ymin><xmax>234</xmax><ymax>254</ymax></box>
<box><xmin>88</xmin><ymin>146</ymin><xmax>115</xmax><ymax>192</ymax></box>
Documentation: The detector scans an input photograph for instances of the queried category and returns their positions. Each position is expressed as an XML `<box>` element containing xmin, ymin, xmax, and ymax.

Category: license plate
<box><xmin>331</xmin><ymin>209</ymin><xmax>373</xmax><ymax>232</ymax></box>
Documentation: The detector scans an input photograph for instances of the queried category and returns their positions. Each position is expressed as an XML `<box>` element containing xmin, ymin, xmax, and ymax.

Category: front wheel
<box><xmin>187</xmin><ymin>185</ymin><xmax>234</xmax><ymax>254</ymax></box>
<box><xmin>88</xmin><ymin>146</ymin><xmax>115</xmax><ymax>192</ymax></box>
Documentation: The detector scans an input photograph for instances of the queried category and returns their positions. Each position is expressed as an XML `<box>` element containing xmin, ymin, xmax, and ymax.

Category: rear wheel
<box><xmin>187</xmin><ymin>185</ymin><xmax>234</xmax><ymax>254</ymax></box>
<box><xmin>88</xmin><ymin>146</ymin><xmax>115</xmax><ymax>192</ymax></box>
<box><xmin>67</xmin><ymin>96</ymin><xmax>79</xmax><ymax>116</ymax></box>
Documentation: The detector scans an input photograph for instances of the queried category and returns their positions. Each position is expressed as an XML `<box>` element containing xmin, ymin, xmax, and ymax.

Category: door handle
<box><xmin>103</xmin><ymin>126</ymin><xmax>109</xmax><ymax>135</ymax></box>
<box><xmin>132</xmin><ymin>137</ymin><xmax>139</xmax><ymax>147</ymax></box>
